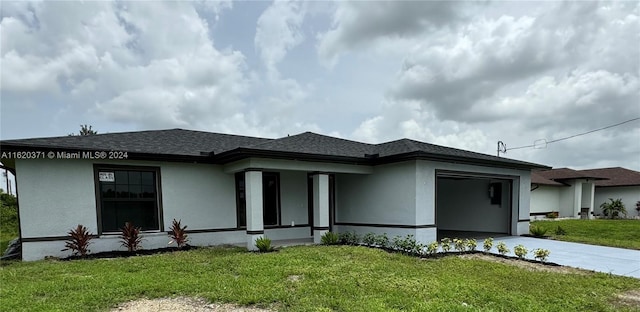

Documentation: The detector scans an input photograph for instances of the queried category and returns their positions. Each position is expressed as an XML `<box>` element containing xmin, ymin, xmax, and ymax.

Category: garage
<box><xmin>436</xmin><ymin>171</ymin><xmax>514</xmax><ymax>239</ymax></box>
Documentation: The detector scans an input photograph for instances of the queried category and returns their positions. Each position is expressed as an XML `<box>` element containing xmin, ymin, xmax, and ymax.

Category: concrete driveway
<box><xmin>478</xmin><ymin>236</ymin><xmax>640</xmax><ymax>278</ymax></box>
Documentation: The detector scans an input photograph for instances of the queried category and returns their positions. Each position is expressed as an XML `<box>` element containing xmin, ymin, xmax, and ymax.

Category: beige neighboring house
<box><xmin>530</xmin><ymin>167</ymin><xmax>640</xmax><ymax>219</ymax></box>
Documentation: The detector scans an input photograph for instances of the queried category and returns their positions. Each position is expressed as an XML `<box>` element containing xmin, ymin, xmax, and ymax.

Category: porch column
<box><xmin>245</xmin><ymin>170</ymin><xmax>263</xmax><ymax>250</ymax></box>
<box><xmin>312</xmin><ymin>173</ymin><xmax>330</xmax><ymax>244</ymax></box>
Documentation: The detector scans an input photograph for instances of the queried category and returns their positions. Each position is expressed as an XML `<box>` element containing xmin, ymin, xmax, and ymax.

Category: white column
<box><xmin>588</xmin><ymin>182</ymin><xmax>595</xmax><ymax>219</ymax></box>
<box><xmin>313</xmin><ymin>174</ymin><xmax>330</xmax><ymax>244</ymax></box>
<box><xmin>573</xmin><ymin>181</ymin><xmax>583</xmax><ymax>218</ymax></box>
<box><xmin>245</xmin><ymin>170</ymin><xmax>263</xmax><ymax>250</ymax></box>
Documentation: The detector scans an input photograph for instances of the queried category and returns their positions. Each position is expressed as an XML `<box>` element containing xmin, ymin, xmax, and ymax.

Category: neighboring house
<box><xmin>530</xmin><ymin>167</ymin><xmax>640</xmax><ymax>219</ymax></box>
<box><xmin>0</xmin><ymin>129</ymin><xmax>547</xmax><ymax>261</ymax></box>
<box><xmin>580</xmin><ymin>167</ymin><xmax>640</xmax><ymax>217</ymax></box>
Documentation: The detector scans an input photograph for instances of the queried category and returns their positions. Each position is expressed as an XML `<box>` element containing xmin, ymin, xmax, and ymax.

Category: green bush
<box><xmin>483</xmin><ymin>237</ymin><xmax>494</xmax><ymax>252</ymax></box>
<box><xmin>426</xmin><ymin>241</ymin><xmax>439</xmax><ymax>255</ymax></box>
<box><xmin>255</xmin><ymin>236</ymin><xmax>274</xmax><ymax>252</ymax></box>
<box><xmin>374</xmin><ymin>233</ymin><xmax>390</xmax><ymax>248</ymax></box>
<box><xmin>453</xmin><ymin>238</ymin><xmax>466</xmax><ymax>252</ymax></box>
<box><xmin>391</xmin><ymin>235</ymin><xmax>423</xmax><ymax>255</ymax></box>
<box><xmin>545</xmin><ymin>212</ymin><xmax>558</xmax><ymax>219</ymax></box>
<box><xmin>362</xmin><ymin>232</ymin><xmax>376</xmax><ymax>246</ymax></box>
<box><xmin>338</xmin><ymin>231</ymin><xmax>360</xmax><ymax>245</ymax></box>
<box><xmin>465</xmin><ymin>239</ymin><xmax>477</xmax><ymax>251</ymax></box>
<box><xmin>533</xmin><ymin>248</ymin><xmax>550</xmax><ymax>262</ymax></box>
<box><xmin>496</xmin><ymin>242</ymin><xmax>509</xmax><ymax>255</ymax></box>
<box><xmin>440</xmin><ymin>238</ymin><xmax>452</xmax><ymax>252</ymax></box>
<box><xmin>600</xmin><ymin>198</ymin><xmax>627</xmax><ymax>219</ymax></box>
<box><xmin>529</xmin><ymin>225</ymin><xmax>548</xmax><ymax>237</ymax></box>
<box><xmin>320</xmin><ymin>231</ymin><xmax>340</xmax><ymax>245</ymax></box>
<box><xmin>514</xmin><ymin>245</ymin><xmax>528</xmax><ymax>259</ymax></box>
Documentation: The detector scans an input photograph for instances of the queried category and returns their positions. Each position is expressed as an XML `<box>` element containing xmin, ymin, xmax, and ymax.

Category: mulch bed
<box><xmin>61</xmin><ymin>245</ymin><xmax>198</xmax><ymax>261</ymax></box>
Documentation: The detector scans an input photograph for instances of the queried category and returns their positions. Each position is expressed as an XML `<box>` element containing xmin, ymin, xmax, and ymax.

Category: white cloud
<box><xmin>254</xmin><ymin>0</ymin><xmax>305</xmax><ymax>71</ymax></box>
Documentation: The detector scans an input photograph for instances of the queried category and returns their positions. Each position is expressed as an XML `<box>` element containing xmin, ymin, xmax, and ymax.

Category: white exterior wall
<box><xmin>593</xmin><ymin>186</ymin><xmax>640</xmax><ymax>217</ymax></box>
<box><xmin>15</xmin><ymin>159</ymin><xmax>310</xmax><ymax>260</ymax></box>
<box><xmin>530</xmin><ymin>186</ymin><xmax>563</xmax><ymax>215</ymax></box>
<box><xmin>336</xmin><ymin>161</ymin><xmax>417</xmax><ymax>225</ymax></box>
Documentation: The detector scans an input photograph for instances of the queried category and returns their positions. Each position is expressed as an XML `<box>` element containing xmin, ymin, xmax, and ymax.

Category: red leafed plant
<box><xmin>120</xmin><ymin>222</ymin><xmax>143</xmax><ymax>252</ymax></box>
<box><xmin>62</xmin><ymin>224</ymin><xmax>94</xmax><ymax>256</ymax></box>
<box><xmin>168</xmin><ymin>219</ymin><xmax>189</xmax><ymax>248</ymax></box>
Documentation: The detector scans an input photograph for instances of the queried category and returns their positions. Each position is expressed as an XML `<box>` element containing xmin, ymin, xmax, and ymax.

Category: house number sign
<box><xmin>99</xmin><ymin>172</ymin><xmax>115</xmax><ymax>182</ymax></box>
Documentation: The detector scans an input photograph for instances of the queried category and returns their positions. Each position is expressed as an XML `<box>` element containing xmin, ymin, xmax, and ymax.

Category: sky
<box><xmin>1</xmin><ymin>0</ymin><xmax>639</xmax><ymax>171</ymax></box>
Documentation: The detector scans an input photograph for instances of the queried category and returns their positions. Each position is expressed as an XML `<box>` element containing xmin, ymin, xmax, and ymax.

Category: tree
<box><xmin>600</xmin><ymin>198</ymin><xmax>627</xmax><ymax>219</ymax></box>
<box><xmin>69</xmin><ymin>124</ymin><xmax>98</xmax><ymax>136</ymax></box>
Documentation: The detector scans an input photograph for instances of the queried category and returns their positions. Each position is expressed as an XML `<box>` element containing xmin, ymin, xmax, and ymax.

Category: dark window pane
<box><xmin>129</xmin><ymin>184</ymin><xmax>141</xmax><ymax>198</ymax></box>
<box><xmin>141</xmin><ymin>172</ymin><xmax>154</xmax><ymax>185</ymax></box>
<box><xmin>115</xmin><ymin>184</ymin><xmax>129</xmax><ymax>198</ymax></box>
<box><xmin>141</xmin><ymin>185</ymin><xmax>155</xmax><ymax>198</ymax></box>
<box><xmin>101</xmin><ymin>202</ymin><xmax>118</xmax><ymax>232</ymax></box>
<box><xmin>128</xmin><ymin>171</ymin><xmax>141</xmax><ymax>185</ymax></box>
<box><xmin>101</xmin><ymin>184</ymin><xmax>116</xmax><ymax>198</ymax></box>
<box><xmin>263</xmin><ymin>173</ymin><xmax>279</xmax><ymax>226</ymax></box>
<box><xmin>235</xmin><ymin>172</ymin><xmax>246</xmax><ymax>227</ymax></box>
<box><xmin>115</xmin><ymin>171</ymin><xmax>128</xmax><ymax>184</ymax></box>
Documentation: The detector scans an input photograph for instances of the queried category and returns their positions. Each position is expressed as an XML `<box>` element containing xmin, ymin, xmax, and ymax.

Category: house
<box><xmin>0</xmin><ymin>129</ymin><xmax>548</xmax><ymax>261</ymax></box>
<box><xmin>580</xmin><ymin>167</ymin><xmax>640</xmax><ymax>217</ymax></box>
<box><xmin>530</xmin><ymin>167</ymin><xmax>640</xmax><ymax>219</ymax></box>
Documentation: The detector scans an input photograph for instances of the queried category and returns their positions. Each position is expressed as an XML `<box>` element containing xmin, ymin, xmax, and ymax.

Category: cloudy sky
<box><xmin>1</xmin><ymin>0</ymin><xmax>639</xmax><ymax>170</ymax></box>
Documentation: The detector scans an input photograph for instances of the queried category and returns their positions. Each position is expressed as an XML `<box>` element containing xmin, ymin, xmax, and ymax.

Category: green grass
<box><xmin>0</xmin><ymin>198</ymin><xmax>18</xmax><ymax>252</ymax></box>
<box><xmin>532</xmin><ymin>219</ymin><xmax>640</xmax><ymax>250</ymax></box>
<box><xmin>1</xmin><ymin>246</ymin><xmax>639</xmax><ymax>311</ymax></box>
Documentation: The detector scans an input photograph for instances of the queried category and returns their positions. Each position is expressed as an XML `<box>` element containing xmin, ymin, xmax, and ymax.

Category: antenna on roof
<box><xmin>497</xmin><ymin>141</ymin><xmax>507</xmax><ymax>157</ymax></box>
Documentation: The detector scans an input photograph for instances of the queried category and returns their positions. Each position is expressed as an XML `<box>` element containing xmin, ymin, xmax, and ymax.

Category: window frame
<box><xmin>93</xmin><ymin>164</ymin><xmax>164</xmax><ymax>235</ymax></box>
<box><xmin>235</xmin><ymin>171</ymin><xmax>281</xmax><ymax>228</ymax></box>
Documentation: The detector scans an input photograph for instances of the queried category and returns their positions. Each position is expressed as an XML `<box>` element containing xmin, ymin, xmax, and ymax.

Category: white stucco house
<box><xmin>0</xmin><ymin>129</ymin><xmax>548</xmax><ymax>261</ymax></box>
<box><xmin>530</xmin><ymin>167</ymin><xmax>640</xmax><ymax>219</ymax></box>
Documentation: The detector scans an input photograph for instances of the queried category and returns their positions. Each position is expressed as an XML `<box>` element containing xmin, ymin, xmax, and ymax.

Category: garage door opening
<box><xmin>436</xmin><ymin>173</ymin><xmax>513</xmax><ymax>239</ymax></box>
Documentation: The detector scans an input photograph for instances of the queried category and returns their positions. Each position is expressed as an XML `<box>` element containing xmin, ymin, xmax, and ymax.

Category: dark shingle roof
<box><xmin>535</xmin><ymin>168</ymin><xmax>608</xmax><ymax>181</ymax></box>
<box><xmin>531</xmin><ymin>172</ymin><xmax>566</xmax><ymax>186</ymax></box>
<box><xmin>1</xmin><ymin>129</ymin><xmax>548</xmax><ymax>169</ymax></box>
<box><xmin>0</xmin><ymin>129</ymin><xmax>270</xmax><ymax>157</ymax></box>
<box><xmin>579</xmin><ymin>167</ymin><xmax>640</xmax><ymax>187</ymax></box>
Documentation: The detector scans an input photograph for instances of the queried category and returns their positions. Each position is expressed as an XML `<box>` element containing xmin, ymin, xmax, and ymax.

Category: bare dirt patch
<box><xmin>615</xmin><ymin>289</ymin><xmax>640</xmax><ymax>309</ymax></box>
<box><xmin>111</xmin><ymin>297</ymin><xmax>273</xmax><ymax>312</ymax></box>
<box><xmin>458</xmin><ymin>253</ymin><xmax>586</xmax><ymax>275</ymax></box>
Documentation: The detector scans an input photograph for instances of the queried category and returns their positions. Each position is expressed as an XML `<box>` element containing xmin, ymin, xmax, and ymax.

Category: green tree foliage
<box><xmin>600</xmin><ymin>198</ymin><xmax>627</xmax><ymax>219</ymax></box>
<box><xmin>69</xmin><ymin>124</ymin><xmax>98</xmax><ymax>136</ymax></box>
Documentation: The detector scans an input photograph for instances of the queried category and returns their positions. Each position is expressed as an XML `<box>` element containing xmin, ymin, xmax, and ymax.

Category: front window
<box><xmin>96</xmin><ymin>166</ymin><xmax>161</xmax><ymax>233</ymax></box>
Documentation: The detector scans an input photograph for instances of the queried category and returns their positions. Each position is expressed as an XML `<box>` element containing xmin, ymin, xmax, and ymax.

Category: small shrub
<box><xmin>168</xmin><ymin>219</ymin><xmax>189</xmax><ymax>248</ymax></box>
<box><xmin>496</xmin><ymin>242</ymin><xmax>509</xmax><ymax>255</ymax></box>
<box><xmin>554</xmin><ymin>226</ymin><xmax>567</xmax><ymax>236</ymax></box>
<box><xmin>255</xmin><ymin>236</ymin><xmax>274</xmax><ymax>252</ymax></box>
<box><xmin>426</xmin><ymin>241</ymin><xmax>439</xmax><ymax>255</ymax></box>
<box><xmin>514</xmin><ymin>244</ymin><xmax>528</xmax><ymax>259</ymax></box>
<box><xmin>120</xmin><ymin>222</ymin><xmax>143</xmax><ymax>252</ymax></box>
<box><xmin>374</xmin><ymin>233</ymin><xmax>390</xmax><ymax>248</ymax></box>
<box><xmin>483</xmin><ymin>237</ymin><xmax>494</xmax><ymax>252</ymax></box>
<box><xmin>362</xmin><ymin>232</ymin><xmax>376</xmax><ymax>246</ymax></box>
<box><xmin>530</xmin><ymin>225</ymin><xmax>548</xmax><ymax>237</ymax></box>
<box><xmin>600</xmin><ymin>198</ymin><xmax>627</xmax><ymax>219</ymax></box>
<box><xmin>392</xmin><ymin>235</ymin><xmax>423</xmax><ymax>255</ymax></box>
<box><xmin>545</xmin><ymin>212</ymin><xmax>558</xmax><ymax>219</ymax></box>
<box><xmin>62</xmin><ymin>224</ymin><xmax>94</xmax><ymax>256</ymax></box>
<box><xmin>533</xmin><ymin>248</ymin><xmax>550</xmax><ymax>262</ymax></box>
<box><xmin>320</xmin><ymin>231</ymin><xmax>339</xmax><ymax>245</ymax></box>
<box><xmin>440</xmin><ymin>238</ymin><xmax>452</xmax><ymax>252</ymax></box>
<box><xmin>453</xmin><ymin>238</ymin><xmax>466</xmax><ymax>252</ymax></box>
<box><xmin>635</xmin><ymin>200</ymin><xmax>640</xmax><ymax>216</ymax></box>
<box><xmin>339</xmin><ymin>231</ymin><xmax>360</xmax><ymax>245</ymax></box>
<box><xmin>465</xmin><ymin>238</ymin><xmax>477</xmax><ymax>251</ymax></box>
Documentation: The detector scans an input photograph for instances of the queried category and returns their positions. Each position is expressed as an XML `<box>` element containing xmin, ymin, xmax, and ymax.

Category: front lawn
<box><xmin>1</xmin><ymin>246</ymin><xmax>639</xmax><ymax>311</ymax></box>
<box><xmin>531</xmin><ymin>219</ymin><xmax>640</xmax><ymax>250</ymax></box>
